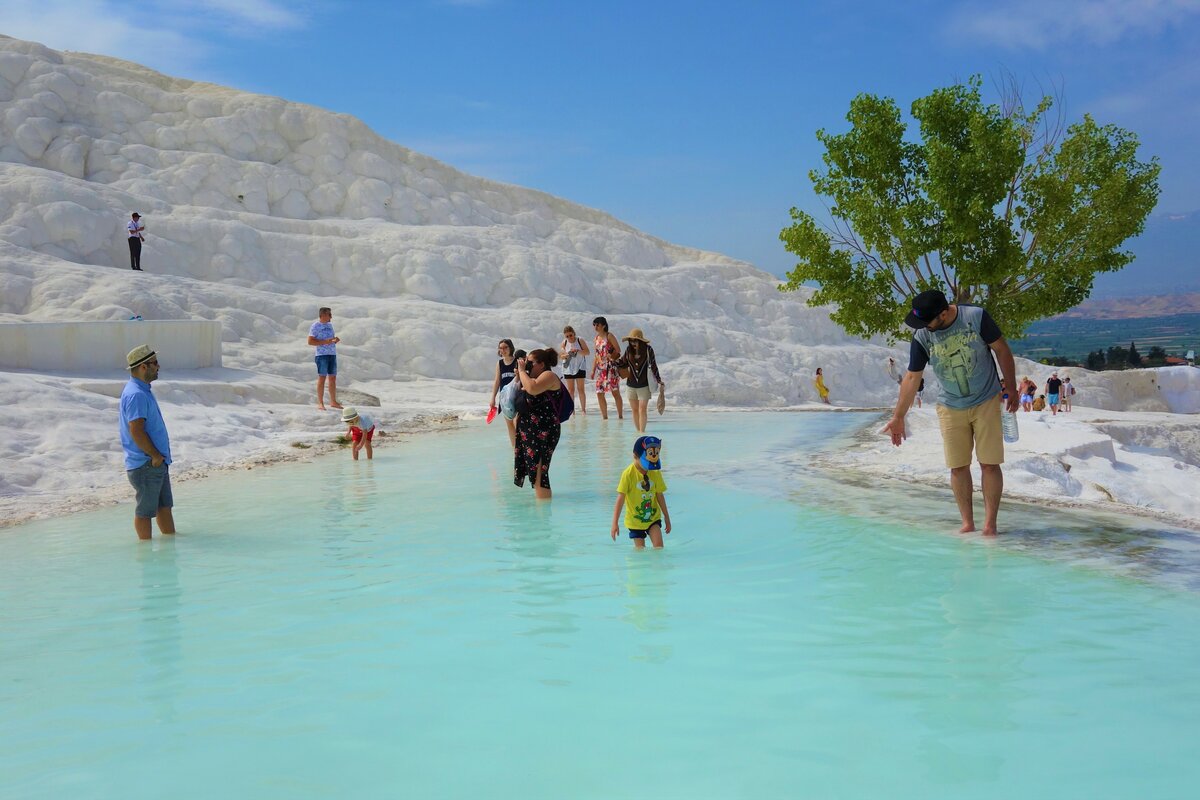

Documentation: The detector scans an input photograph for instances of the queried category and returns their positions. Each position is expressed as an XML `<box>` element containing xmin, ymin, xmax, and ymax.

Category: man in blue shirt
<box><xmin>307</xmin><ymin>306</ymin><xmax>342</xmax><ymax>410</ymax></box>
<box><xmin>882</xmin><ymin>290</ymin><xmax>1018</xmax><ymax>536</ymax></box>
<box><xmin>119</xmin><ymin>344</ymin><xmax>175</xmax><ymax>540</ymax></box>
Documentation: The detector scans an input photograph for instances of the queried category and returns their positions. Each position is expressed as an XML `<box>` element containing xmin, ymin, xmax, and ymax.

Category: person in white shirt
<box><xmin>127</xmin><ymin>212</ymin><xmax>145</xmax><ymax>270</ymax></box>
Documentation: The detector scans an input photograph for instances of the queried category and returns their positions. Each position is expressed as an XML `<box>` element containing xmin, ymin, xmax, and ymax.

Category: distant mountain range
<box><xmin>1090</xmin><ymin>210</ymin><xmax>1200</xmax><ymax>298</ymax></box>
<box><xmin>1057</xmin><ymin>292</ymin><xmax>1200</xmax><ymax>320</ymax></box>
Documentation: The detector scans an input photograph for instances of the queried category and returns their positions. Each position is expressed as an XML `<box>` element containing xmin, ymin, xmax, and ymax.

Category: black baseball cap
<box><xmin>904</xmin><ymin>290</ymin><xmax>950</xmax><ymax>329</ymax></box>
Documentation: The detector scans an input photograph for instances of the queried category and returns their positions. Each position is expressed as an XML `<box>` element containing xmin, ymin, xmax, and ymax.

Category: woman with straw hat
<box><xmin>617</xmin><ymin>328</ymin><xmax>664</xmax><ymax>433</ymax></box>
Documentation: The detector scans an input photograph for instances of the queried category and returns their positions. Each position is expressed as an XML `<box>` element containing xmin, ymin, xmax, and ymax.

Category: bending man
<box><xmin>882</xmin><ymin>290</ymin><xmax>1018</xmax><ymax>536</ymax></box>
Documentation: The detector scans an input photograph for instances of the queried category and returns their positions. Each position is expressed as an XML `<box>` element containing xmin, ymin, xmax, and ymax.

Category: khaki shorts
<box><xmin>626</xmin><ymin>385</ymin><xmax>653</xmax><ymax>401</ymax></box>
<box><xmin>936</xmin><ymin>398</ymin><xmax>1004</xmax><ymax>469</ymax></box>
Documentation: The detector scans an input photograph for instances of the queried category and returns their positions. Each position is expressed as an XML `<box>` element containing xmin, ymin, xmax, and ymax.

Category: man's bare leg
<box><xmin>134</xmin><ymin>516</ymin><xmax>153</xmax><ymax>540</ymax></box>
<box><xmin>156</xmin><ymin>507</ymin><xmax>176</xmax><ymax>535</ymax></box>
<box><xmin>316</xmin><ymin>375</ymin><xmax>327</xmax><ymax>410</ymax></box>
<box><xmin>950</xmin><ymin>465</ymin><xmax>976</xmax><ymax>532</ymax></box>
<box><xmin>328</xmin><ymin>376</ymin><xmax>342</xmax><ymax>409</ymax></box>
<box><xmin>980</xmin><ymin>463</ymin><xmax>1002</xmax><ymax>536</ymax></box>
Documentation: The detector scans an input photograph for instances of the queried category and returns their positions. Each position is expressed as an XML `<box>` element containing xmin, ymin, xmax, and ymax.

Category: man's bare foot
<box><xmin>317</xmin><ymin>404</ymin><xmax>326</xmax><ymax>410</ymax></box>
<box><xmin>958</xmin><ymin>522</ymin><xmax>977</xmax><ymax>533</ymax></box>
<box><xmin>330</xmin><ymin>402</ymin><xmax>344</xmax><ymax>409</ymax></box>
<box><xmin>982</xmin><ymin>525</ymin><xmax>998</xmax><ymax>537</ymax></box>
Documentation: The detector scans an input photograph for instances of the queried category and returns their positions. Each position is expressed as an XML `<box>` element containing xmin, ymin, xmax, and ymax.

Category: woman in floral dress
<box><xmin>514</xmin><ymin>348</ymin><xmax>563</xmax><ymax>500</ymax></box>
<box><xmin>590</xmin><ymin>316</ymin><xmax>624</xmax><ymax>420</ymax></box>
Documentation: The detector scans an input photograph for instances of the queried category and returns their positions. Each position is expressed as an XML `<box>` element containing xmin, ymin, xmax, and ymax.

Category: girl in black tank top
<box><xmin>499</xmin><ymin>358</ymin><xmax>516</xmax><ymax>387</ymax></box>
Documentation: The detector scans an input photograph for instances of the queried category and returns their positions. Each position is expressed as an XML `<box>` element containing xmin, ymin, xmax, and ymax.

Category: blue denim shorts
<box><xmin>127</xmin><ymin>463</ymin><xmax>173</xmax><ymax>518</ymax></box>
<box><xmin>315</xmin><ymin>354</ymin><xmax>337</xmax><ymax>376</ymax></box>
<box><xmin>629</xmin><ymin>521</ymin><xmax>662</xmax><ymax>540</ymax></box>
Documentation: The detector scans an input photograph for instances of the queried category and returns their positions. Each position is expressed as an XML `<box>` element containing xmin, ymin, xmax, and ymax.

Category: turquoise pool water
<box><xmin>2</xmin><ymin>412</ymin><xmax>1198</xmax><ymax>799</ymax></box>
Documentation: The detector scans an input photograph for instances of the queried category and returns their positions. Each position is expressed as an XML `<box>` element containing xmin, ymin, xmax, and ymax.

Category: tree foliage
<box><xmin>779</xmin><ymin>76</ymin><xmax>1161</xmax><ymax>341</ymax></box>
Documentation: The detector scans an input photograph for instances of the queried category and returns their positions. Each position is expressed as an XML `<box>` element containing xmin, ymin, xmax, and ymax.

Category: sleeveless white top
<box><xmin>561</xmin><ymin>339</ymin><xmax>586</xmax><ymax>375</ymax></box>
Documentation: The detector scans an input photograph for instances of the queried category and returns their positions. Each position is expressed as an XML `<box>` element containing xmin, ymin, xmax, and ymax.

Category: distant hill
<box><xmin>1056</xmin><ymin>292</ymin><xmax>1200</xmax><ymax>320</ymax></box>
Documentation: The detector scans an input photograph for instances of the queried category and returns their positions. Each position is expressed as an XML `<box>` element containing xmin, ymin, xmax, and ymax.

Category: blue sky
<box><xmin>3</xmin><ymin>0</ymin><xmax>1198</xmax><ymax>291</ymax></box>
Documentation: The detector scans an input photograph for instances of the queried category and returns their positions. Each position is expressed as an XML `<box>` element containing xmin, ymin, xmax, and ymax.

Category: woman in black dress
<box><xmin>514</xmin><ymin>348</ymin><xmax>563</xmax><ymax>500</ymax></box>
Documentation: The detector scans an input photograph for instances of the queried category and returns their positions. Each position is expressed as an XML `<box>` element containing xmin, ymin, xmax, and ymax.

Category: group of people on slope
<box><xmin>487</xmin><ymin>316</ymin><xmax>666</xmax><ymax>502</ymax></box>
<box><xmin>1016</xmin><ymin>372</ymin><xmax>1074</xmax><ymax>415</ymax></box>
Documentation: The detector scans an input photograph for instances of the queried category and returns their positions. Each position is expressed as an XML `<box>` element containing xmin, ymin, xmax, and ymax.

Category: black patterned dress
<box><xmin>514</xmin><ymin>388</ymin><xmax>562</xmax><ymax>489</ymax></box>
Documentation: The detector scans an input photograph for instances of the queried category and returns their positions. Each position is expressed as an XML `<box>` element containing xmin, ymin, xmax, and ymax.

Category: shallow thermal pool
<box><xmin>2</xmin><ymin>411</ymin><xmax>1199</xmax><ymax>798</ymax></box>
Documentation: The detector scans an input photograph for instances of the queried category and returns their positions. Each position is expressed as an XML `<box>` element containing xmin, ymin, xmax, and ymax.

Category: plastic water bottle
<box><xmin>1001</xmin><ymin>394</ymin><xmax>1019</xmax><ymax>443</ymax></box>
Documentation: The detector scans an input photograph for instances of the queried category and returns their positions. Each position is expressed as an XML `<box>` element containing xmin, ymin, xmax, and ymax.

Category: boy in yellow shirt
<box><xmin>610</xmin><ymin>435</ymin><xmax>672</xmax><ymax>549</ymax></box>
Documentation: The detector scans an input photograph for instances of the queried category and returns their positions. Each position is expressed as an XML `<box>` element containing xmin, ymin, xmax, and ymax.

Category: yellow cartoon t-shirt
<box><xmin>617</xmin><ymin>463</ymin><xmax>667</xmax><ymax>530</ymax></box>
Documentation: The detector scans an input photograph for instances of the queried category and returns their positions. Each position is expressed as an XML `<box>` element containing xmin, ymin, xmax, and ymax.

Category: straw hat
<box><xmin>341</xmin><ymin>406</ymin><xmax>360</xmax><ymax>423</ymax></box>
<box><xmin>622</xmin><ymin>328</ymin><xmax>650</xmax><ymax>343</ymax></box>
<box><xmin>126</xmin><ymin>344</ymin><xmax>156</xmax><ymax>369</ymax></box>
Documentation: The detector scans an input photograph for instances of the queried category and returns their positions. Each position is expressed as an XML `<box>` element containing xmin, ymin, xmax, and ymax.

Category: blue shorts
<box><xmin>1049</xmin><ymin>393</ymin><xmax>1060</xmax><ymax>406</ymax></box>
<box><xmin>629</xmin><ymin>521</ymin><xmax>662</xmax><ymax>540</ymax></box>
<box><xmin>315</xmin><ymin>354</ymin><xmax>337</xmax><ymax>376</ymax></box>
<box><xmin>127</xmin><ymin>463</ymin><xmax>173</xmax><ymax>518</ymax></box>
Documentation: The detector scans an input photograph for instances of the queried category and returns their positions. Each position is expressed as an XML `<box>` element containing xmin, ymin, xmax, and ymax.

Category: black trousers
<box><xmin>128</xmin><ymin>237</ymin><xmax>142</xmax><ymax>269</ymax></box>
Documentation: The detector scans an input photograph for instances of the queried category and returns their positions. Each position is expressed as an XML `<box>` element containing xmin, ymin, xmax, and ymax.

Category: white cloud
<box><xmin>946</xmin><ymin>0</ymin><xmax>1200</xmax><ymax>49</ymax></box>
<box><xmin>0</xmin><ymin>0</ymin><xmax>305</xmax><ymax>76</ymax></box>
<box><xmin>181</xmin><ymin>0</ymin><xmax>305</xmax><ymax>29</ymax></box>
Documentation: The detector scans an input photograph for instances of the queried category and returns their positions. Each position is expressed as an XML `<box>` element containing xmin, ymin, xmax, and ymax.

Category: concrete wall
<box><xmin>0</xmin><ymin>321</ymin><xmax>222</xmax><ymax>371</ymax></box>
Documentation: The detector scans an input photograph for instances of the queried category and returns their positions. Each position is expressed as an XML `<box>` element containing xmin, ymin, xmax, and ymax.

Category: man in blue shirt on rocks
<box><xmin>119</xmin><ymin>344</ymin><xmax>175</xmax><ymax>540</ymax></box>
<box><xmin>882</xmin><ymin>290</ymin><xmax>1018</xmax><ymax>536</ymax></box>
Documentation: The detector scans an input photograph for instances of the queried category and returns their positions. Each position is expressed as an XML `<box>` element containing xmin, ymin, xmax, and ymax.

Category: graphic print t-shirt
<box><xmin>617</xmin><ymin>463</ymin><xmax>667</xmax><ymax>530</ymax></box>
<box><xmin>310</xmin><ymin>321</ymin><xmax>336</xmax><ymax>356</ymax></box>
<box><xmin>909</xmin><ymin>305</ymin><xmax>1003</xmax><ymax>409</ymax></box>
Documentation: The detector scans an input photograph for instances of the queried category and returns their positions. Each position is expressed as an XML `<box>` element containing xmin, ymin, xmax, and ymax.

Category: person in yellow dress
<box><xmin>814</xmin><ymin>367</ymin><xmax>830</xmax><ymax>404</ymax></box>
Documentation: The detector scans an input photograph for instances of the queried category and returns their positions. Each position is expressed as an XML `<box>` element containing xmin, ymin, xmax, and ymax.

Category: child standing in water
<box><xmin>341</xmin><ymin>407</ymin><xmax>375</xmax><ymax>460</ymax></box>
<box><xmin>610</xmin><ymin>436</ymin><xmax>671</xmax><ymax>549</ymax></box>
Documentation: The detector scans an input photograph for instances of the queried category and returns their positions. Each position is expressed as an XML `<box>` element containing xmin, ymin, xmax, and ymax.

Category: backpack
<box><xmin>550</xmin><ymin>385</ymin><xmax>574</xmax><ymax>423</ymax></box>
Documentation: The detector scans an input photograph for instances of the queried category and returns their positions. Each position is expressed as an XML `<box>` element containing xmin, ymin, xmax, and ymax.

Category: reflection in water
<box><xmin>344</xmin><ymin>461</ymin><xmax>378</xmax><ymax>515</ymax></box>
<box><xmin>619</xmin><ymin>550</ymin><xmax>674</xmax><ymax>664</ymax></box>
<box><xmin>136</xmin><ymin>540</ymin><xmax>182</xmax><ymax>723</ymax></box>
<box><xmin>494</xmin><ymin>478</ymin><xmax>582</xmax><ymax>646</ymax></box>
<box><xmin>917</xmin><ymin>547</ymin><xmax>1017</xmax><ymax>786</ymax></box>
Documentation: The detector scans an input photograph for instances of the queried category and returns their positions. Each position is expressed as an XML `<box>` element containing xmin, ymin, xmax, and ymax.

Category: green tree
<box><xmin>1128</xmin><ymin>341</ymin><xmax>1142</xmax><ymax>366</ymax></box>
<box><xmin>779</xmin><ymin>76</ymin><xmax>1161</xmax><ymax>341</ymax></box>
<box><xmin>1085</xmin><ymin>350</ymin><xmax>1105</xmax><ymax>370</ymax></box>
<box><xmin>1147</xmin><ymin>345</ymin><xmax>1167</xmax><ymax>364</ymax></box>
